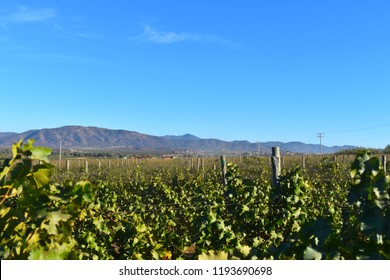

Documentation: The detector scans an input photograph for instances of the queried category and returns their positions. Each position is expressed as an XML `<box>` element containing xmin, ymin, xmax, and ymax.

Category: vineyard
<box><xmin>1</xmin><ymin>139</ymin><xmax>390</xmax><ymax>260</ymax></box>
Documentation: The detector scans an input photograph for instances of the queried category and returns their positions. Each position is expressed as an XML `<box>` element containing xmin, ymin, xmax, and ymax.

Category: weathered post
<box><xmin>98</xmin><ymin>160</ymin><xmax>101</xmax><ymax>170</ymax></box>
<box><xmin>221</xmin><ymin>155</ymin><xmax>230</xmax><ymax>214</ymax></box>
<box><xmin>220</xmin><ymin>155</ymin><xmax>227</xmax><ymax>187</ymax></box>
<box><xmin>272</xmin><ymin>147</ymin><xmax>281</xmax><ymax>187</ymax></box>
<box><xmin>66</xmin><ymin>159</ymin><xmax>70</xmax><ymax>171</ymax></box>
<box><xmin>85</xmin><ymin>160</ymin><xmax>88</xmax><ymax>173</ymax></box>
<box><xmin>108</xmin><ymin>160</ymin><xmax>111</xmax><ymax>169</ymax></box>
<box><xmin>382</xmin><ymin>155</ymin><xmax>387</xmax><ymax>174</ymax></box>
<box><xmin>302</xmin><ymin>155</ymin><xmax>306</xmax><ymax>170</ymax></box>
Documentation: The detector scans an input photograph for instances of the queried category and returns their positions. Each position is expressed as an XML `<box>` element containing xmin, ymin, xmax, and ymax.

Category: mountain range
<box><xmin>0</xmin><ymin>126</ymin><xmax>355</xmax><ymax>154</ymax></box>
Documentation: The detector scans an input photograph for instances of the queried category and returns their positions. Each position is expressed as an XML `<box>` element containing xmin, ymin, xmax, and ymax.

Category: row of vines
<box><xmin>1</xmin><ymin>139</ymin><xmax>389</xmax><ymax>259</ymax></box>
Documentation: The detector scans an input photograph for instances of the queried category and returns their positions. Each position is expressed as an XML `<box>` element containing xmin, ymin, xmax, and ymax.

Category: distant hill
<box><xmin>162</xmin><ymin>134</ymin><xmax>201</xmax><ymax>141</ymax></box>
<box><xmin>0</xmin><ymin>126</ymin><xmax>355</xmax><ymax>154</ymax></box>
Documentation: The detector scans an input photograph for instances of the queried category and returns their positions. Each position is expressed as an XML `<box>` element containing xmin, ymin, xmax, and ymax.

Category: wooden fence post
<box><xmin>382</xmin><ymin>155</ymin><xmax>387</xmax><ymax>174</ymax></box>
<box><xmin>85</xmin><ymin>160</ymin><xmax>88</xmax><ymax>173</ymax></box>
<box><xmin>220</xmin><ymin>155</ymin><xmax>227</xmax><ymax>187</ymax></box>
<box><xmin>66</xmin><ymin>159</ymin><xmax>70</xmax><ymax>171</ymax></box>
<box><xmin>272</xmin><ymin>147</ymin><xmax>281</xmax><ymax>187</ymax></box>
<box><xmin>302</xmin><ymin>155</ymin><xmax>306</xmax><ymax>170</ymax></box>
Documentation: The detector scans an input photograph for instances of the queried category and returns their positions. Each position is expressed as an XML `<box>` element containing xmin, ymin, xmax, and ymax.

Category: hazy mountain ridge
<box><xmin>0</xmin><ymin>126</ymin><xmax>354</xmax><ymax>154</ymax></box>
<box><xmin>162</xmin><ymin>134</ymin><xmax>201</xmax><ymax>141</ymax></box>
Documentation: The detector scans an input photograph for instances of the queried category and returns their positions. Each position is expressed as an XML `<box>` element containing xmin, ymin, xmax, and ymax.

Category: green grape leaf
<box><xmin>30</xmin><ymin>146</ymin><xmax>52</xmax><ymax>162</ymax></box>
<box><xmin>198</xmin><ymin>250</ymin><xmax>228</xmax><ymax>260</ymax></box>
<box><xmin>30</xmin><ymin>167</ymin><xmax>51</xmax><ymax>187</ymax></box>
<box><xmin>304</xmin><ymin>246</ymin><xmax>322</xmax><ymax>260</ymax></box>
<box><xmin>43</xmin><ymin>212</ymin><xmax>72</xmax><ymax>235</ymax></box>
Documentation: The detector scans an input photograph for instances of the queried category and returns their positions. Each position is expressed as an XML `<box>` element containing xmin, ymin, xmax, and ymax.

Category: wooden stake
<box><xmin>382</xmin><ymin>155</ymin><xmax>387</xmax><ymax>174</ymax></box>
<box><xmin>272</xmin><ymin>147</ymin><xmax>281</xmax><ymax>187</ymax></box>
<box><xmin>220</xmin><ymin>155</ymin><xmax>227</xmax><ymax>187</ymax></box>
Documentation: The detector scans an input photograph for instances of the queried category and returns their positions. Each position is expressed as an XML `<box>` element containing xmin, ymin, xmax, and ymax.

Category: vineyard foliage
<box><xmin>1</xmin><ymin>140</ymin><xmax>389</xmax><ymax>259</ymax></box>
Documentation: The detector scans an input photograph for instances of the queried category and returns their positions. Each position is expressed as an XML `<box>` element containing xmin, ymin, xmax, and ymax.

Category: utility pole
<box><xmin>256</xmin><ymin>141</ymin><xmax>260</xmax><ymax>156</ymax></box>
<box><xmin>317</xmin><ymin>133</ymin><xmax>324</xmax><ymax>155</ymax></box>
<box><xmin>59</xmin><ymin>139</ymin><xmax>62</xmax><ymax>161</ymax></box>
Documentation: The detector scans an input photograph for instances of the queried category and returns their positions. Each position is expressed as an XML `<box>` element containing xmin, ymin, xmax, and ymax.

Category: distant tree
<box><xmin>336</xmin><ymin>147</ymin><xmax>384</xmax><ymax>155</ymax></box>
<box><xmin>384</xmin><ymin>144</ymin><xmax>390</xmax><ymax>153</ymax></box>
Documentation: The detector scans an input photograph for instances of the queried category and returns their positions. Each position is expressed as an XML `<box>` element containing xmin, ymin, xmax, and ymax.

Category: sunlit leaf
<box><xmin>30</xmin><ymin>146</ymin><xmax>51</xmax><ymax>162</ymax></box>
<box><xmin>303</xmin><ymin>246</ymin><xmax>322</xmax><ymax>260</ymax></box>
<box><xmin>198</xmin><ymin>250</ymin><xmax>228</xmax><ymax>260</ymax></box>
<box><xmin>43</xmin><ymin>212</ymin><xmax>71</xmax><ymax>235</ymax></box>
<box><xmin>30</xmin><ymin>167</ymin><xmax>51</xmax><ymax>187</ymax></box>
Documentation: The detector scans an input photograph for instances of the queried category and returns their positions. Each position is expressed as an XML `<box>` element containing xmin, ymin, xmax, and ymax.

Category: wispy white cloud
<box><xmin>142</xmin><ymin>25</ymin><xmax>194</xmax><ymax>44</ymax></box>
<box><xmin>1</xmin><ymin>7</ymin><xmax>105</xmax><ymax>42</ymax></box>
<box><xmin>1</xmin><ymin>6</ymin><xmax>56</xmax><ymax>24</ymax></box>
<box><xmin>138</xmin><ymin>25</ymin><xmax>237</xmax><ymax>46</ymax></box>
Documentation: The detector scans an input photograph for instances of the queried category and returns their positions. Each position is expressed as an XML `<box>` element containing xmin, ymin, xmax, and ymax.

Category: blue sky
<box><xmin>1</xmin><ymin>0</ymin><xmax>389</xmax><ymax>148</ymax></box>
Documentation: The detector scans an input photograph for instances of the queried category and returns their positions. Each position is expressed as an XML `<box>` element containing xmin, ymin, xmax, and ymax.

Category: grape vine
<box><xmin>1</xmin><ymin>140</ymin><xmax>389</xmax><ymax>259</ymax></box>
